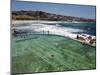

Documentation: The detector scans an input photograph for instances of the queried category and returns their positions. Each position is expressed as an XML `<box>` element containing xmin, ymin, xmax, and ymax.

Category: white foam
<box><xmin>13</xmin><ymin>23</ymin><xmax>83</xmax><ymax>39</ymax></box>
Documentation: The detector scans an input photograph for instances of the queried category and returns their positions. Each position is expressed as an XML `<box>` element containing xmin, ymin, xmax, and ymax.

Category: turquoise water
<box><xmin>12</xmin><ymin>22</ymin><xmax>96</xmax><ymax>74</ymax></box>
<box><xmin>15</xmin><ymin>22</ymin><xmax>96</xmax><ymax>36</ymax></box>
<box><xmin>59</xmin><ymin>22</ymin><xmax>96</xmax><ymax>36</ymax></box>
<box><xmin>12</xmin><ymin>35</ymin><xmax>96</xmax><ymax>74</ymax></box>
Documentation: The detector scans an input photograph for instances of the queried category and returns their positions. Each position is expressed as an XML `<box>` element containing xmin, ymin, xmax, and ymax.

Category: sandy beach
<box><xmin>12</xmin><ymin>20</ymin><xmax>86</xmax><ymax>25</ymax></box>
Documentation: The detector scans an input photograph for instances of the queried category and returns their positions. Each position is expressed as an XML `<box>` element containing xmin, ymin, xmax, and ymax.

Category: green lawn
<box><xmin>11</xmin><ymin>35</ymin><xmax>96</xmax><ymax>74</ymax></box>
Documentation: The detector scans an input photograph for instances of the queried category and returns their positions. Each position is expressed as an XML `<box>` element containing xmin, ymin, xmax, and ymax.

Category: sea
<box><xmin>12</xmin><ymin>22</ymin><xmax>96</xmax><ymax>73</ymax></box>
<box><xmin>58</xmin><ymin>22</ymin><xmax>96</xmax><ymax>36</ymax></box>
<box><xmin>13</xmin><ymin>22</ymin><xmax>96</xmax><ymax>37</ymax></box>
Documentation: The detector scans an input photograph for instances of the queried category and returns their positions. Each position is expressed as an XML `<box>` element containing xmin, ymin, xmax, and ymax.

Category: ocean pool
<box><xmin>11</xmin><ymin>34</ymin><xmax>96</xmax><ymax>74</ymax></box>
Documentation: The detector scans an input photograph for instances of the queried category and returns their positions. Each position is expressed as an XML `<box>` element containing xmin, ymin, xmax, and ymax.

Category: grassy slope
<box><xmin>12</xmin><ymin>35</ymin><xmax>96</xmax><ymax>74</ymax></box>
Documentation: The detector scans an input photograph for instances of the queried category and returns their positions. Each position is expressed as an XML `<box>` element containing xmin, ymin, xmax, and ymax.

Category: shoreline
<box><xmin>12</xmin><ymin>20</ymin><xmax>96</xmax><ymax>47</ymax></box>
<box><xmin>12</xmin><ymin>20</ymin><xmax>93</xmax><ymax>25</ymax></box>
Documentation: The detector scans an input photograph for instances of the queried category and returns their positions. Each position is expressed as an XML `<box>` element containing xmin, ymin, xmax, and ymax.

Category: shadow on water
<box><xmin>15</xmin><ymin>34</ymin><xmax>62</xmax><ymax>43</ymax></box>
<box><xmin>15</xmin><ymin>36</ymin><xmax>39</xmax><ymax>42</ymax></box>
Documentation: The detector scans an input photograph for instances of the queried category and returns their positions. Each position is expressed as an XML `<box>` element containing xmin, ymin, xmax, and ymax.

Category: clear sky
<box><xmin>12</xmin><ymin>0</ymin><xmax>96</xmax><ymax>19</ymax></box>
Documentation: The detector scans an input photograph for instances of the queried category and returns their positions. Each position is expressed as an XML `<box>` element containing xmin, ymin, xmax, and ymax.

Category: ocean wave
<box><xmin>13</xmin><ymin>23</ymin><xmax>85</xmax><ymax>39</ymax></box>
